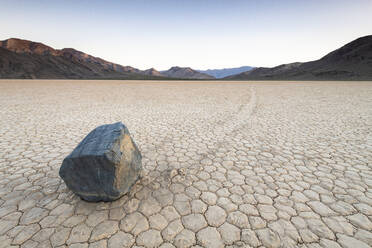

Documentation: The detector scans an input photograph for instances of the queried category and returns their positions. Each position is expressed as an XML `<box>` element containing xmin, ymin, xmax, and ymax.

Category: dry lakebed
<box><xmin>0</xmin><ymin>80</ymin><xmax>371</xmax><ymax>248</ymax></box>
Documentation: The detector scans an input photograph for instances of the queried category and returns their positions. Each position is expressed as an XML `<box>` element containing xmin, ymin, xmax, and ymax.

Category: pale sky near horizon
<box><xmin>1</xmin><ymin>0</ymin><xmax>371</xmax><ymax>70</ymax></box>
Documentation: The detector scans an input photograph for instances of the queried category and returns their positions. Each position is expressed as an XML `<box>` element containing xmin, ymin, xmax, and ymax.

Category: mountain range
<box><xmin>1</xmin><ymin>35</ymin><xmax>371</xmax><ymax>80</ymax></box>
<box><xmin>227</xmin><ymin>35</ymin><xmax>372</xmax><ymax>80</ymax></box>
<box><xmin>0</xmin><ymin>38</ymin><xmax>212</xmax><ymax>80</ymax></box>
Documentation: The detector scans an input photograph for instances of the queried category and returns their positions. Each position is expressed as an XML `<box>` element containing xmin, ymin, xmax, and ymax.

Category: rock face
<box><xmin>59</xmin><ymin>122</ymin><xmax>142</xmax><ymax>202</ymax></box>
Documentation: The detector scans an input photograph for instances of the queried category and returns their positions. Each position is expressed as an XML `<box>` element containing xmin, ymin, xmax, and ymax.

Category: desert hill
<box><xmin>227</xmin><ymin>35</ymin><xmax>372</xmax><ymax>80</ymax></box>
<box><xmin>161</xmin><ymin>66</ymin><xmax>214</xmax><ymax>79</ymax></box>
<box><xmin>143</xmin><ymin>68</ymin><xmax>163</xmax><ymax>77</ymax></box>
<box><xmin>0</xmin><ymin>38</ymin><xmax>162</xmax><ymax>79</ymax></box>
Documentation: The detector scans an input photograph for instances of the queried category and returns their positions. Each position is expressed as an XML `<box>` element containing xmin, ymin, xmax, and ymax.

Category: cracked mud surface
<box><xmin>0</xmin><ymin>80</ymin><xmax>371</xmax><ymax>248</ymax></box>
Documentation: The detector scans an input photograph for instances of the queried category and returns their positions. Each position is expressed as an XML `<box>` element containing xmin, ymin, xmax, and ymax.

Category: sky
<box><xmin>1</xmin><ymin>0</ymin><xmax>371</xmax><ymax>70</ymax></box>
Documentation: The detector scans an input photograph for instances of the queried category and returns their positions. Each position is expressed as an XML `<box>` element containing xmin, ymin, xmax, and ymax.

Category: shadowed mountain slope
<box><xmin>227</xmin><ymin>35</ymin><xmax>372</xmax><ymax>80</ymax></box>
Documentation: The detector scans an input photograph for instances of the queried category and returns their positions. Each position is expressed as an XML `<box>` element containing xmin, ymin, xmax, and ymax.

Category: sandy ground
<box><xmin>0</xmin><ymin>80</ymin><xmax>371</xmax><ymax>248</ymax></box>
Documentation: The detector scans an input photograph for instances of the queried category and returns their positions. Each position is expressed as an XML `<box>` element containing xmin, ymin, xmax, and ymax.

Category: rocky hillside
<box><xmin>161</xmin><ymin>66</ymin><xmax>215</xmax><ymax>79</ymax></box>
<box><xmin>227</xmin><ymin>35</ymin><xmax>372</xmax><ymax>80</ymax></box>
<box><xmin>0</xmin><ymin>38</ymin><xmax>159</xmax><ymax>79</ymax></box>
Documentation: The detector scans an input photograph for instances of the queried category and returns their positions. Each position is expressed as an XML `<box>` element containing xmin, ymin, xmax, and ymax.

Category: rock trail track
<box><xmin>0</xmin><ymin>80</ymin><xmax>371</xmax><ymax>248</ymax></box>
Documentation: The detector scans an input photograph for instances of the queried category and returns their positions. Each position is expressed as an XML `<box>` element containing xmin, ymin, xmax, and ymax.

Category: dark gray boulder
<box><xmin>59</xmin><ymin>122</ymin><xmax>142</xmax><ymax>202</ymax></box>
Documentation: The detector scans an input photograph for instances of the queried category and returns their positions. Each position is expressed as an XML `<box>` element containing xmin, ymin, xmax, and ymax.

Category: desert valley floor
<box><xmin>0</xmin><ymin>80</ymin><xmax>371</xmax><ymax>248</ymax></box>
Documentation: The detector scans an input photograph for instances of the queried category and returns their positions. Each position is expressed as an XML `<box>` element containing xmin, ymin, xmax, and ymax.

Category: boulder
<box><xmin>59</xmin><ymin>122</ymin><xmax>142</xmax><ymax>202</ymax></box>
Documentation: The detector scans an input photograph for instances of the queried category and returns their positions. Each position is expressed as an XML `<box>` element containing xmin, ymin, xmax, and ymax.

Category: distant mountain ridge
<box><xmin>161</xmin><ymin>66</ymin><xmax>214</xmax><ymax>79</ymax></box>
<box><xmin>227</xmin><ymin>35</ymin><xmax>372</xmax><ymax>80</ymax></box>
<box><xmin>197</xmin><ymin>66</ymin><xmax>254</xmax><ymax>78</ymax></box>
